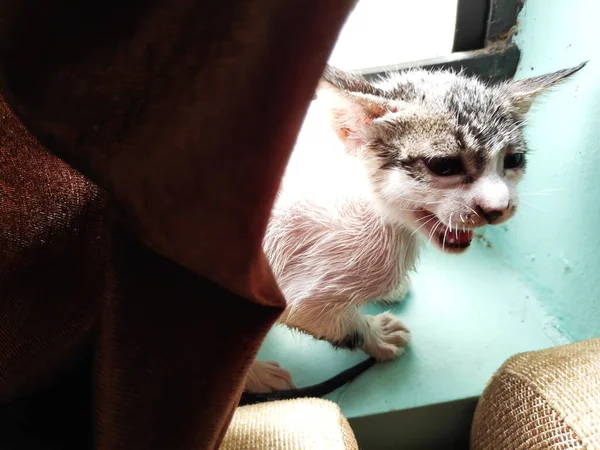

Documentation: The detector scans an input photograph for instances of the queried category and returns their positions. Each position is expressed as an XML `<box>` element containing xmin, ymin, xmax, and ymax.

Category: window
<box><xmin>328</xmin><ymin>0</ymin><xmax>458</xmax><ymax>71</ymax></box>
<box><xmin>328</xmin><ymin>0</ymin><xmax>523</xmax><ymax>82</ymax></box>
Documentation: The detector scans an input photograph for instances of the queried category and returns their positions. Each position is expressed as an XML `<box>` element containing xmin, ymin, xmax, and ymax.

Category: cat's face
<box><xmin>319</xmin><ymin>64</ymin><xmax>584</xmax><ymax>253</ymax></box>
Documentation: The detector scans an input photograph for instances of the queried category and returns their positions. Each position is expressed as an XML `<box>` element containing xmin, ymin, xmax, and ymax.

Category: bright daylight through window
<box><xmin>328</xmin><ymin>0</ymin><xmax>458</xmax><ymax>71</ymax></box>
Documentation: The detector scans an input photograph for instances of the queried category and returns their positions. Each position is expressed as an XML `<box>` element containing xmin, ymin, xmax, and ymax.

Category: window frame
<box><xmin>357</xmin><ymin>0</ymin><xmax>524</xmax><ymax>83</ymax></box>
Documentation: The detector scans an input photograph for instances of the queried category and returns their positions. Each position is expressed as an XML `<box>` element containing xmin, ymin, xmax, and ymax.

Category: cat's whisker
<box><xmin>424</xmin><ymin>200</ymin><xmax>445</xmax><ymax>205</ymax></box>
<box><xmin>520</xmin><ymin>188</ymin><xmax>563</xmax><ymax>194</ymax></box>
<box><xmin>427</xmin><ymin>225</ymin><xmax>438</xmax><ymax>246</ymax></box>
<box><xmin>428</xmin><ymin>220</ymin><xmax>443</xmax><ymax>246</ymax></box>
<box><xmin>442</xmin><ymin>227</ymin><xmax>448</xmax><ymax>250</ymax></box>
<box><xmin>463</xmin><ymin>204</ymin><xmax>480</xmax><ymax>217</ymax></box>
<box><xmin>410</xmin><ymin>216</ymin><xmax>437</xmax><ymax>237</ymax></box>
<box><xmin>427</xmin><ymin>221</ymin><xmax>437</xmax><ymax>243</ymax></box>
<box><xmin>453</xmin><ymin>199</ymin><xmax>480</xmax><ymax>218</ymax></box>
<box><xmin>449</xmin><ymin>213</ymin><xmax>458</xmax><ymax>238</ymax></box>
<box><xmin>521</xmin><ymin>201</ymin><xmax>547</xmax><ymax>213</ymax></box>
<box><xmin>452</xmin><ymin>215</ymin><xmax>459</xmax><ymax>239</ymax></box>
<box><xmin>426</xmin><ymin>223</ymin><xmax>435</xmax><ymax>243</ymax></box>
<box><xmin>414</xmin><ymin>214</ymin><xmax>436</xmax><ymax>224</ymax></box>
<box><xmin>389</xmin><ymin>192</ymin><xmax>432</xmax><ymax>204</ymax></box>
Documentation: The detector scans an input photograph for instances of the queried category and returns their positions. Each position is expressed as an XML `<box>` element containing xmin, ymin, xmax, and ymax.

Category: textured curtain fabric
<box><xmin>0</xmin><ymin>0</ymin><xmax>356</xmax><ymax>448</ymax></box>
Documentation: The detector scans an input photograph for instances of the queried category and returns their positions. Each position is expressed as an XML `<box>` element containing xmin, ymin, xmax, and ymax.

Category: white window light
<box><xmin>328</xmin><ymin>0</ymin><xmax>458</xmax><ymax>71</ymax></box>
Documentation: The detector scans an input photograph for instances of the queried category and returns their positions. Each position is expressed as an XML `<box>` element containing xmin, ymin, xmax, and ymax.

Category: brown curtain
<box><xmin>0</xmin><ymin>0</ymin><xmax>356</xmax><ymax>448</ymax></box>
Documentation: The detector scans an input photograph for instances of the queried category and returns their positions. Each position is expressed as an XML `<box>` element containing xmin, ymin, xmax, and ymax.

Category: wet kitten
<box><xmin>245</xmin><ymin>63</ymin><xmax>584</xmax><ymax>394</ymax></box>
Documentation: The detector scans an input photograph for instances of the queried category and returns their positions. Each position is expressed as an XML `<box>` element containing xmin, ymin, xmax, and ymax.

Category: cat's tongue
<box><xmin>444</xmin><ymin>228</ymin><xmax>473</xmax><ymax>245</ymax></box>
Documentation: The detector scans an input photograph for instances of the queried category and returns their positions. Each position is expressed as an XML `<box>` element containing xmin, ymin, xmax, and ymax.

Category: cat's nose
<box><xmin>478</xmin><ymin>207</ymin><xmax>504</xmax><ymax>223</ymax></box>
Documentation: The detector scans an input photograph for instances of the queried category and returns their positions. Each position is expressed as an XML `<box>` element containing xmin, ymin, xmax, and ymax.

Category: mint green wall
<box><xmin>486</xmin><ymin>0</ymin><xmax>600</xmax><ymax>341</ymax></box>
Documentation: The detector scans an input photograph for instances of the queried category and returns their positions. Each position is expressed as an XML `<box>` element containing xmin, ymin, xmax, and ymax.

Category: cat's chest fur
<box><xmin>264</xmin><ymin>102</ymin><xmax>419</xmax><ymax>306</ymax></box>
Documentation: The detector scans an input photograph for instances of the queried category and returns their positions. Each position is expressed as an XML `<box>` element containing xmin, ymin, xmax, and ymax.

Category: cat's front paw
<box><xmin>244</xmin><ymin>360</ymin><xmax>295</xmax><ymax>393</ymax></box>
<box><xmin>363</xmin><ymin>313</ymin><xmax>411</xmax><ymax>361</ymax></box>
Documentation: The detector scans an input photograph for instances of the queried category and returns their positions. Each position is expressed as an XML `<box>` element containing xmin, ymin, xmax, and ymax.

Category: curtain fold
<box><xmin>0</xmin><ymin>0</ymin><xmax>356</xmax><ymax>448</ymax></box>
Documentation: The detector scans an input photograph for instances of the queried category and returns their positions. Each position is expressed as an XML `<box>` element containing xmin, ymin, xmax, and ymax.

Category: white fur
<box><xmin>244</xmin><ymin>101</ymin><xmax>417</xmax><ymax>393</ymax></box>
<box><xmin>265</xmin><ymin>100</ymin><xmax>417</xmax><ymax>351</ymax></box>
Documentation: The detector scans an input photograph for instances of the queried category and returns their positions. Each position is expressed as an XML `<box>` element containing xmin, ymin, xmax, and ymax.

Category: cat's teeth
<box><xmin>445</xmin><ymin>229</ymin><xmax>473</xmax><ymax>245</ymax></box>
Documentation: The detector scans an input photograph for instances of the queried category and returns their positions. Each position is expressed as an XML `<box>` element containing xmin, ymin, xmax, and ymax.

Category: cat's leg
<box><xmin>244</xmin><ymin>360</ymin><xmax>295</xmax><ymax>393</ymax></box>
<box><xmin>375</xmin><ymin>277</ymin><xmax>411</xmax><ymax>304</ymax></box>
<box><xmin>281</xmin><ymin>302</ymin><xmax>410</xmax><ymax>361</ymax></box>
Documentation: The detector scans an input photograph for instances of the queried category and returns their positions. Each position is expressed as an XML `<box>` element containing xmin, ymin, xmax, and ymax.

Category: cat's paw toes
<box><xmin>244</xmin><ymin>360</ymin><xmax>295</xmax><ymax>393</ymax></box>
<box><xmin>363</xmin><ymin>313</ymin><xmax>411</xmax><ymax>361</ymax></box>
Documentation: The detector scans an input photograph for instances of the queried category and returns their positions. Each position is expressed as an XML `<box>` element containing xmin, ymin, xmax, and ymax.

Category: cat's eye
<box><xmin>423</xmin><ymin>157</ymin><xmax>464</xmax><ymax>177</ymax></box>
<box><xmin>504</xmin><ymin>153</ymin><xmax>525</xmax><ymax>170</ymax></box>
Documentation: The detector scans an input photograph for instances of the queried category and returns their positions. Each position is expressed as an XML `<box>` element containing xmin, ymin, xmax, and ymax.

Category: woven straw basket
<box><xmin>221</xmin><ymin>398</ymin><xmax>358</xmax><ymax>450</ymax></box>
<box><xmin>471</xmin><ymin>338</ymin><xmax>600</xmax><ymax>449</ymax></box>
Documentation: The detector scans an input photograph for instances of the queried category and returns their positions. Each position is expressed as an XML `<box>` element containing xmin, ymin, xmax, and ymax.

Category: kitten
<box><xmin>244</xmin><ymin>62</ymin><xmax>585</xmax><ymax>396</ymax></box>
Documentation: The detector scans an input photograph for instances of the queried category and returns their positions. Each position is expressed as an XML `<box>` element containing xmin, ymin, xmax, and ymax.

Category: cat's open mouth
<box><xmin>413</xmin><ymin>209</ymin><xmax>474</xmax><ymax>253</ymax></box>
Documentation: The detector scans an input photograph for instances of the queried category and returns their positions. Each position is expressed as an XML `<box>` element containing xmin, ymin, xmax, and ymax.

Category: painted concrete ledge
<box><xmin>257</xmin><ymin>241</ymin><xmax>563</xmax><ymax>445</ymax></box>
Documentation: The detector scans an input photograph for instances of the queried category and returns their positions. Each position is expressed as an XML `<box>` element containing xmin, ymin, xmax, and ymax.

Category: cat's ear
<box><xmin>321</xmin><ymin>65</ymin><xmax>386</xmax><ymax>97</ymax></box>
<box><xmin>317</xmin><ymin>66</ymin><xmax>391</xmax><ymax>148</ymax></box>
<box><xmin>505</xmin><ymin>62</ymin><xmax>586</xmax><ymax>115</ymax></box>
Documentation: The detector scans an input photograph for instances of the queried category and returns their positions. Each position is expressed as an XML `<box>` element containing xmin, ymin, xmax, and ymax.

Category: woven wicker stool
<box><xmin>221</xmin><ymin>398</ymin><xmax>358</xmax><ymax>450</ymax></box>
<box><xmin>471</xmin><ymin>338</ymin><xmax>600</xmax><ymax>449</ymax></box>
